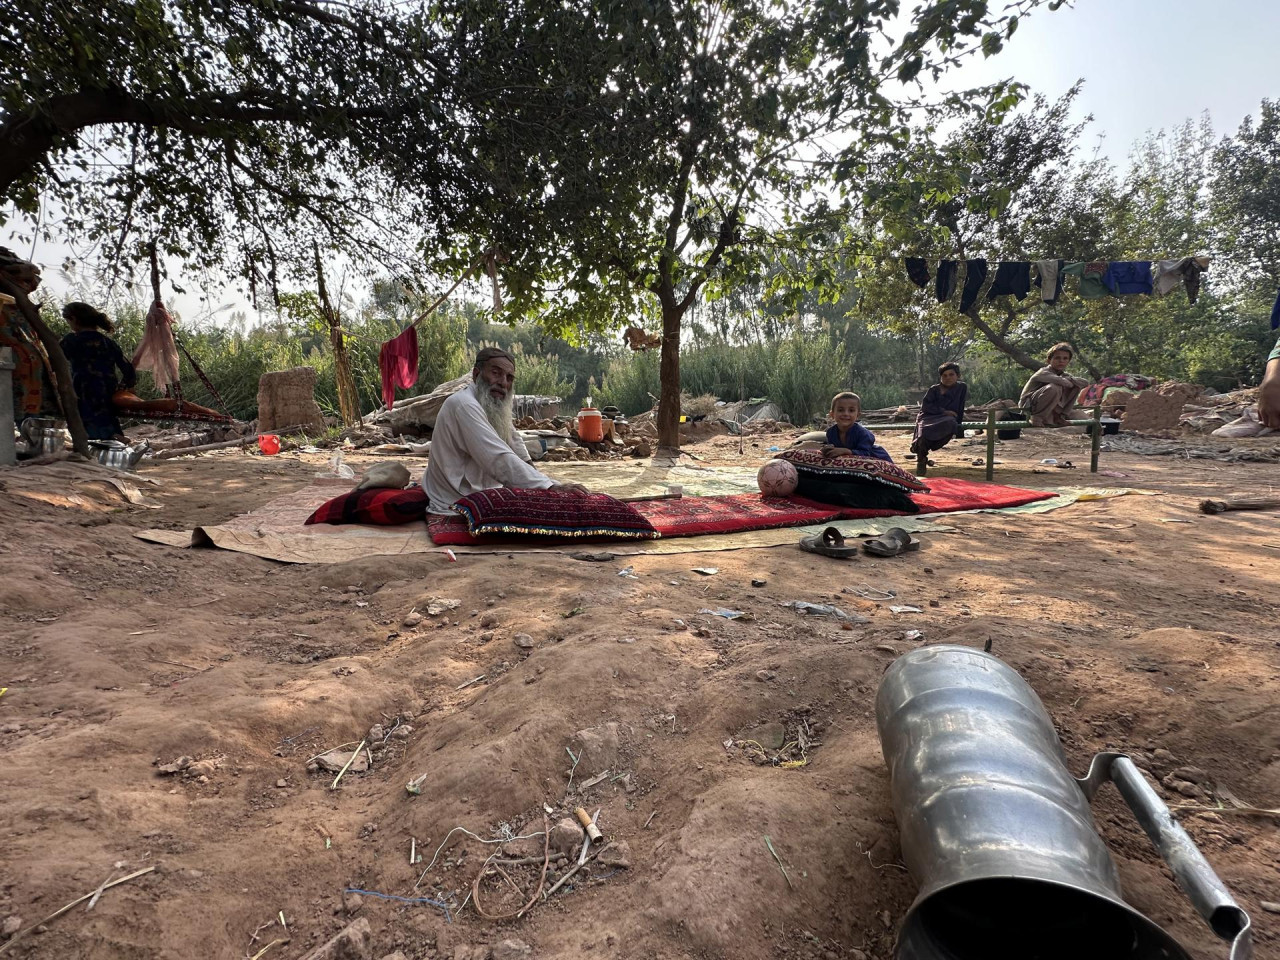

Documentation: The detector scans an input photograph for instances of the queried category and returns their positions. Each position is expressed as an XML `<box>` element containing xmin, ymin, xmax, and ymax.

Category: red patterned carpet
<box><xmin>427</xmin><ymin>478</ymin><xmax>1054</xmax><ymax>545</ymax></box>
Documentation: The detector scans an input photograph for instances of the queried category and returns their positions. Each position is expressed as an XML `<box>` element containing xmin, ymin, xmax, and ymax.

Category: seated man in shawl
<box><xmin>1019</xmin><ymin>342</ymin><xmax>1090</xmax><ymax>427</ymax></box>
<box><xmin>424</xmin><ymin>347</ymin><xmax>588</xmax><ymax>514</ymax></box>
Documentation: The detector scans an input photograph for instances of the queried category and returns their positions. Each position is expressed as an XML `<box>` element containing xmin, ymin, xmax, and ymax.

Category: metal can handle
<box><xmin>1078</xmin><ymin>752</ymin><xmax>1253</xmax><ymax>960</ymax></box>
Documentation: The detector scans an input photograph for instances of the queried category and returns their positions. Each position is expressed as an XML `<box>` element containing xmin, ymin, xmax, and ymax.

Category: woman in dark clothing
<box><xmin>911</xmin><ymin>362</ymin><xmax>968</xmax><ymax>456</ymax></box>
<box><xmin>59</xmin><ymin>302</ymin><xmax>136</xmax><ymax>440</ymax></box>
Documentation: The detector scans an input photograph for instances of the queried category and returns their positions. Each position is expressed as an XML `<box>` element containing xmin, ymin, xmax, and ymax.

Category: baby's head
<box><xmin>830</xmin><ymin>391</ymin><xmax>861</xmax><ymax>427</ymax></box>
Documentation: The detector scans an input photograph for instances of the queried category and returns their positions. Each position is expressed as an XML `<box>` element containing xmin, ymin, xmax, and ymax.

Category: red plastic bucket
<box><xmin>257</xmin><ymin>434</ymin><xmax>281</xmax><ymax>456</ymax></box>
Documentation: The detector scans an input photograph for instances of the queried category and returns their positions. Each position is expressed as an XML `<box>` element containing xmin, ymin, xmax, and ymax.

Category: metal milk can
<box><xmin>876</xmin><ymin>645</ymin><xmax>1252</xmax><ymax>960</ymax></box>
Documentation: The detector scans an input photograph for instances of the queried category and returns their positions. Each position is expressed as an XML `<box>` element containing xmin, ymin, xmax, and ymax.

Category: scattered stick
<box><xmin>565</xmin><ymin>747</ymin><xmax>581</xmax><ymax>790</ymax></box>
<box><xmin>1199</xmin><ymin>495</ymin><xmax>1280</xmax><ymax>514</ymax></box>
<box><xmin>330</xmin><ymin>739</ymin><xmax>368</xmax><ymax>790</ymax></box>
<box><xmin>417</xmin><ymin>825</ymin><xmax>548</xmax><ymax>884</ymax></box>
<box><xmin>577</xmin><ymin>770</ymin><xmax>610</xmax><ymax>792</ymax></box>
<box><xmin>644</xmin><ymin>810</ymin><xmax>658</xmax><ymax>829</ymax></box>
<box><xmin>144</xmin><ymin>657</ymin><xmax>201</xmax><ymax>672</ymax></box>
<box><xmin>85</xmin><ymin>871</ymin><xmax>116</xmax><ymax>911</ymax></box>
<box><xmin>544</xmin><ymin>842</ymin><xmax>614</xmax><ymax>900</ymax></box>
<box><xmin>0</xmin><ymin>866</ymin><xmax>155</xmax><ymax>955</ymax></box>
<box><xmin>471</xmin><ymin>813</ymin><xmax>550</xmax><ymax>920</ymax></box>
<box><xmin>764</xmin><ymin>835</ymin><xmax>794</xmax><ymax>891</ymax></box>
<box><xmin>456</xmin><ymin>674</ymin><xmax>486</xmax><ymax>690</ymax></box>
<box><xmin>306</xmin><ymin>742</ymin><xmax>359</xmax><ymax>765</ymax></box>
<box><xmin>410</xmin><ymin>837</ymin><xmax>416</xmax><ymax>866</ymax></box>
<box><xmin>249</xmin><ymin>939</ymin><xmax>288</xmax><ymax>960</ymax></box>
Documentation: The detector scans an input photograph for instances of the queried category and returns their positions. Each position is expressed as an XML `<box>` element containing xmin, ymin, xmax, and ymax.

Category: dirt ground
<box><xmin>1</xmin><ymin>425</ymin><xmax>1278</xmax><ymax>960</ymax></box>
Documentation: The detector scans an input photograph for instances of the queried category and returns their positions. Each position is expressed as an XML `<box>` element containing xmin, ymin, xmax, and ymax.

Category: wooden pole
<box><xmin>314</xmin><ymin>245</ymin><xmax>360</xmax><ymax>427</ymax></box>
<box><xmin>1090</xmin><ymin>404</ymin><xmax>1102</xmax><ymax>473</ymax></box>
<box><xmin>0</xmin><ymin>278</ymin><xmax>89</xmax><ymax>456</ymax></box>
<box><xmin>985</xmin><ymin>410</ymin><xmax>996</xmax><ymax>481</ymax></box>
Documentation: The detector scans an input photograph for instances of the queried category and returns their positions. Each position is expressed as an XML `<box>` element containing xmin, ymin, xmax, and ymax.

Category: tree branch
<box><xmin>0</xmin><ymin>89</ymin><xmax>389</xmax><ymax>197</ymax></box>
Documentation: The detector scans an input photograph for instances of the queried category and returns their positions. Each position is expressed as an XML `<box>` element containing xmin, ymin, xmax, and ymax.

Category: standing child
<box><xmin>822</xmin><ymin>391</ymin><xmax>893</xmax><ymax>463</ymax></box>
<box><xmin>59</xmin><ymin>302</ymin><xmax>136</xmax><ymax>441</ymax></box>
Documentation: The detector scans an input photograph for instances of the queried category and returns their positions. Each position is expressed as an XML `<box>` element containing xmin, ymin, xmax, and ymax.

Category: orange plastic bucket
<box><xmin>257</xmin><ymin>434</ymin><xmax>281</xmax><ymax>455</ymax></box>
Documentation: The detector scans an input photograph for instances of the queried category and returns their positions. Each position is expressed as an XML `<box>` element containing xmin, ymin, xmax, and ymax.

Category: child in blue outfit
<box><xmin>822</xmin><ymin>391</ymin><xmax>893</xmax><ymax>462</ymax></box>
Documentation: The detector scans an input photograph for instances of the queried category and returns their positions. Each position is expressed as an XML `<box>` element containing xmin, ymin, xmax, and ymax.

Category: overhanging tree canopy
<box><xmin>435</xmin><ymin>0</ymin><xmax>1056</xmax><ymax>450</ymax></box>
<box><xmin>0</xmin><ymin>0</ymin><xmax>484</xmax><ymax>291</ymax></box>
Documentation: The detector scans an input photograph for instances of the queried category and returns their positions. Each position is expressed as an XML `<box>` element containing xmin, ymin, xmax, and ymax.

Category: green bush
<box><xmin>958</xmin><ymin>357</ymin><xmax>1029</xmax><ymax>405</ymax></box>
<box><xmin>767</xmin><ymin>334</ymin><xmax>849</xmax><ymax>425</ymax></box>
<box><xmin>681</xmin><ymin>341</ymin><xmax>773</xmax><ymax>401</ymax></box>
<box><xmin>507</xmin><ymin>347</ymin><xmax>575</xmax><ymax>399</ymax></box>
<box><xmin>594</xmin><ymin>351</ymin><xmax>661</xmax><ymax>415</ymax></box>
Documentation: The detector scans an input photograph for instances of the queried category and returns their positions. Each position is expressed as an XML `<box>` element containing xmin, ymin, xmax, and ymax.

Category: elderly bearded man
<box><xmin>424</xmin><ymin>347</ymin><xmax>589</xmax><ymax>514</ymax></box>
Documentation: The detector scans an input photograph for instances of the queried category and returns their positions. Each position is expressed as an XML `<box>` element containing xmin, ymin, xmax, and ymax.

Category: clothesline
<box><xmin>904</xmin><ymin>255</ymin><xmax>1211</xmax><ymax>311</ymax></box>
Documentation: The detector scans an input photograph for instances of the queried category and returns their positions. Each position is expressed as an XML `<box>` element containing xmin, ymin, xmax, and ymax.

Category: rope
<box><xmin>173</xmin><ymin>332</ymin><xmax>233</xmax><ymax>417</ymax></box>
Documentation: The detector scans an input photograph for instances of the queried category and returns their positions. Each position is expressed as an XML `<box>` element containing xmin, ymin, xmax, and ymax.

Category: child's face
<box><xmin>1049</xmin><ymin>350</ymin><xmax>1071</xmax><ymax>372</ymax></box>
<box><xmin>832</xmin><ymin>399</ymin><xmax>860</xmax><ymax>427</ymax></box>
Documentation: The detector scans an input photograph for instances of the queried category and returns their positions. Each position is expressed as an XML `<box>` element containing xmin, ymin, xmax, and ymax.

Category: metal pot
<box><xmin>88</xmin><ymin>439</ymin><xmax>149</xmax><ymax>469</ymax></box>
<box><xmin>21</xmin><ymin>416</ymin><xmax>65</xmax><ymax>453</ymax></box>
<box><xmin>876</xmin><ymin>646</ymin><xmax>1252</xmax><ymax>960</ymax></box>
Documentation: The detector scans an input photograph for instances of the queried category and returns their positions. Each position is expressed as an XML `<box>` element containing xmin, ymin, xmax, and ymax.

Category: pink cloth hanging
<box><xmin>379</xmin><ymin>325</ymin><xmax>419</xmax><ymax>409</ymax></box>
<box><xmin>132</xmin><ymin>299</ymin><xmax>181</xmax><ymax>393</ymax></box>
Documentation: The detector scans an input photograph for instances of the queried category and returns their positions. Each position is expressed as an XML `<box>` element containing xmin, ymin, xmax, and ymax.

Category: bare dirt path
<box><xmin>1</xmin><ymin>428</ymin><xmax>1277</xmax><ymax>960</ymax></box>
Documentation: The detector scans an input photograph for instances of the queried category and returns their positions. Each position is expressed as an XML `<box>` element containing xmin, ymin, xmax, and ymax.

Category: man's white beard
<box><xmin>472</xmin><ymin>379</ymin><xmax>517</xmax><ymax>450</ymax></box>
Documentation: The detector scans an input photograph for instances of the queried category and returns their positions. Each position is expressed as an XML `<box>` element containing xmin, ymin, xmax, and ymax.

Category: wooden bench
<box><xmin>863</xmin><ymin>407</ymin><xmax>1106</xmax><ymax>479</ymax></box>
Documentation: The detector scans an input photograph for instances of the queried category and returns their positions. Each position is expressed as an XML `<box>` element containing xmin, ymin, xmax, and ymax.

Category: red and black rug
<box><xmin>426</xmin><ymin>478</ymin><xmax>1054</xmax><ymax>545</ymax></box>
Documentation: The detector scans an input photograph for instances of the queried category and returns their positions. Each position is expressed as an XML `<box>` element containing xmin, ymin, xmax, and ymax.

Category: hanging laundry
<box><xmin>1034</xmin><ymin>259</ymin><xmax>1065</xmax><ymax>304</ymax></box>
<box><xmin>379</xmin><ymin>325</ymin><xmax>419</xmax><ymax>410</ymax></box>
<box><xmin>132</xmin><ymin>299</ymin><xmax>181</xmax><ymax>393</ymax></box>
<box><xmin>986</xmin><ymin>261</ymin><xmax>1032</xmax><ymax>301</ymax></box>
<box><xmin>1271</xmin><ymin>287</ymin><xmax>1280</xmax><ymax>331</ymax></box>
<box><xmin>1102</xmin><ymin>261</ymin><xmax>1153</xmax><ymax>296</ymax></box>
<box><xmin>935</xmin><ymin>260</ymin><xmax>959</xmax><ymax>303</ymax></box>
<box><xmin>1154</xmin><ymin>257</ymin><xmax>1210</xmax><ymax>305</ymax></box>
<box><xmin>904</xmin><ymin>257</ymin><xmax>931</xmax><ymax>289</ymax></box>
<box><xmin>956</xmin><ymin>259</ymin><xmax>988</xmax><ymax>313</ymax></box>
<box><xmin>1062</xmin><ymin>261</ymin><xmax>1110</xmax><ymax>300</ymax></box>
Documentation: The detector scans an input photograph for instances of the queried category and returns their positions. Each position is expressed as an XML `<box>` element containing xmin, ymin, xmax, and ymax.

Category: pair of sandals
<box><xmin>799</xmin><ymin>526</ymin><xmax>921</xmax><ymax>559</ymax></box>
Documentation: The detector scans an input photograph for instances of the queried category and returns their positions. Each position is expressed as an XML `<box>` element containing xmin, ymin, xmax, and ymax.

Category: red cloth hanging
<box><xmin>379</xmin><ymin>325</ymin><xmax>419</xmax><ymax>409</ymax></box>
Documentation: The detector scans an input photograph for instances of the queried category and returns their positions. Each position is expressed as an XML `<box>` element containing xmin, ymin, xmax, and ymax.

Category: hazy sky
<box><xmin>7</xmin><ymin>0</ymin><xmax>1277</xmax><ymax>321</ymax></box>
<box><xmin>954</xmin><ymin>0</ymin><xmax>1278</xmax><ymax>161</ymax></box>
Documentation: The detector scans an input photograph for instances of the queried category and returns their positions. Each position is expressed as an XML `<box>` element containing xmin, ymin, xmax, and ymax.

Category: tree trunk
<box><xmin>656</xmin><ymin>302</ymin><xmax>684</xmax><ymax>454</ymax></box>
<box><xmin>0</xmin><ymin>280</ymin><xmax>90</xmax><ymax>455</ymax></box>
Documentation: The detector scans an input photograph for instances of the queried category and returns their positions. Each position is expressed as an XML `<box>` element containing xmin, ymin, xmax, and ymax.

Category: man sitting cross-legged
<box><xmin>424</xmin><ymin>347</ymin><xmax>589</xmax><ymax>514</ymax></box>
